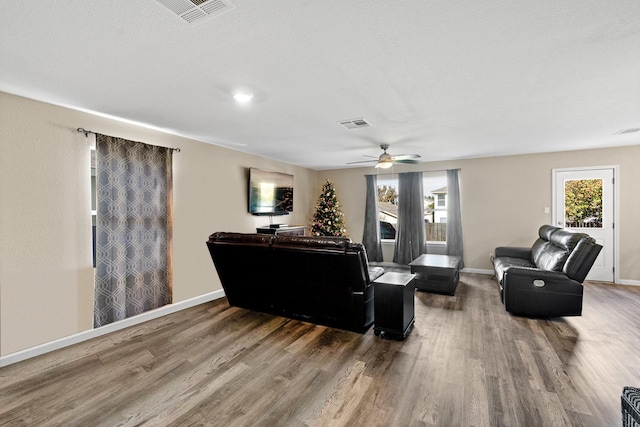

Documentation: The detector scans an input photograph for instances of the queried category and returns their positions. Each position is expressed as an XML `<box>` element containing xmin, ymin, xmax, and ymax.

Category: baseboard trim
<box><xmin>619</xmin><ymin>279</ymin><xmax>640</xmax><ymax>286</ymax></box>
<box><xmin>462</xmin><ymin>268</ymin><xmax>494</xmax><ymax>275</ymax></box>
<box><xmin>0</xmin><ymin>289</ymin><xmax>226</xmax><ymax>368</ymax></box>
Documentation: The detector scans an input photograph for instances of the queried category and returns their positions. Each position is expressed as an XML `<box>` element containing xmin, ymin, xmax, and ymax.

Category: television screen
<box><xmin>249</xmin><ymin>168</ymin><xmax>294</xmax><ymax>215</ymax></box>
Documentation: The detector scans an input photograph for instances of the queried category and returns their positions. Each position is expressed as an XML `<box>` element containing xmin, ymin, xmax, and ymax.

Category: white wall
<box><xmin>0</xmin><ymin>92</ymin><xmax>317</xmax><ymax>356</ymax></box>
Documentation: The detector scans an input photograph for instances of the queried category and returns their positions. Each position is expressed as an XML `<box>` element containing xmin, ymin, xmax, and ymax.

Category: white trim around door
<box><xmin>552</xmin><ymin>166</ymin><xmax>619</xmax><ymax>283</ymax></box>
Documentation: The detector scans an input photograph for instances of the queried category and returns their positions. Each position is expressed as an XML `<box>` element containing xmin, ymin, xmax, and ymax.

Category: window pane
<box><xmin>377</xmin><ymin>174</ymin><xmax>448</xmax><ymax>242</ymax></box>
<box><xmin>91</xmin><ymin>149</ymin><xmax>97</xmax><ymax>268</ymax></box>
<box><xmin>564</xmin><ymin>178</ymin><xmax>603</xmax><ymax>228</ymax></box>
<box><xmin>424</xmin><ymin>175</ymin><xmax>447</xmax><ymax>242</ymax></box>
<box><xmin>377</xmin><ymin>180</ymin><xmax>398</xmax><ymax>239</ymax></box>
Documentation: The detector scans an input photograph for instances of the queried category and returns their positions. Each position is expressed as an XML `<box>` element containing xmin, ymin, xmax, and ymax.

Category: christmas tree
<box><xmin>311</xmin><ymin>180</ymin><xmax>347</xmax><ymax>237</ymax></box>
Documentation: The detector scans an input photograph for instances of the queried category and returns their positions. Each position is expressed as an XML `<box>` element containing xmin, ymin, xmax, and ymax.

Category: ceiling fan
<box><xmin>347</xmin><ymin>144</ymin><xmax>421</xmax><ymax>169</ymax></box>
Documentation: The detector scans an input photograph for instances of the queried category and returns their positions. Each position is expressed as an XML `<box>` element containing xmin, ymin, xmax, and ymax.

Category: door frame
<box><xmin>551</xmin><ymin>165</ymin><xmax>619</xmax><ymax>283</ymax></box>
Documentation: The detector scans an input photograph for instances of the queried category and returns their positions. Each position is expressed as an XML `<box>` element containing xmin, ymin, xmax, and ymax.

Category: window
<box><xmin>91</xmin><ymin>148</ymin><xmax>96</xmax><ymax>267</ymax></box>
<box><xmin>564</xmin><ymin>178</ymin><xmax>603</xmax><ymax>228</ymax></box>
<box><xmin>377</xmin><ymin>173</ymin><xmax>447</xmax><ymax>242</ymax></box>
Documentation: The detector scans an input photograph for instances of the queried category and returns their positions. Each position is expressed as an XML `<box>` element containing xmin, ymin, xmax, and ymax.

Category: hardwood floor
<box><xmin>1</xmin><ymin>273</ymin><xmax>639</xmax><ymax>426</ymax></box>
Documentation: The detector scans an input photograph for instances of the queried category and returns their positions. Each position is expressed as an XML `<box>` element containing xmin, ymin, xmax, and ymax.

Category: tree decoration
<box><xmin>311</xmin><ymin>180</ymin><xmax>347</xmax><ymax>237</ymax></box>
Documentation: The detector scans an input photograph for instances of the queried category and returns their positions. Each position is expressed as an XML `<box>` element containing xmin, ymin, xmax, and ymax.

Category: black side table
<box><xmin>373</xmin><ymin>272</ymin><xmax>416</xmax><ymax>340</ymax></box>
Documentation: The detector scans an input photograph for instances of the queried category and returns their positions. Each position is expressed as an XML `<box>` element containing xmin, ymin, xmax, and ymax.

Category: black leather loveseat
<box><xmin>493</xmin><ymin>225</ymin><xmax>602</xmax><ymax>317</ymax></box>
<box><xmin>206</xmin><ymin>232</ymin><xmax>384</xmax><ymax>332</ymax></box>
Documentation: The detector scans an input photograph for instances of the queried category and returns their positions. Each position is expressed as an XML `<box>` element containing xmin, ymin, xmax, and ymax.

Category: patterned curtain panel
<box><xmin>94</xmin><ymin>135</ymin><xmax>173</xmax><ymax>328</ymax></box>
<box><xmin>363</xmin><ymin>175</ymin><xmax>383</xmax><ymax>262</ymax></box>
<box><xmin>393</xmin><ymin>172</ymin><xmax>426</xmax><ymax>264</ymax></box>
<box><xmin>445</xmin><ymin>168</ymin><xmax>465</xmax><ymax>268</ymax></box>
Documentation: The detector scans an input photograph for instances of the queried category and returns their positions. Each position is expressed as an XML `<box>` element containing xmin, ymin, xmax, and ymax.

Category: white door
<box><xmin>553</xmin><ymin>168</ymin><xmax>615</xmax><ymax>282</ymax></box>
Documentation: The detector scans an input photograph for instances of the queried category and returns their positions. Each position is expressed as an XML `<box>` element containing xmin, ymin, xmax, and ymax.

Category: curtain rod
<box><xmin>76</xmin><ymin>128</ymin><xmax>181</xmax><ymax>152</ymax></box>
<box><xmin>369</xmin><ymin>168</ymin><xmax>461</xmax><ymax>176</ymax></box>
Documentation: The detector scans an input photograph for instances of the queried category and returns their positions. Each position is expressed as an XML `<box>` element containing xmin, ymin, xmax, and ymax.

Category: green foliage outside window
<box><xmin>377</xmin><ymin>185</ymin><xmax>398</xmax><ymax>204</ymax></box>
<box><xmin>564</xmin><ymin>179</ymin><xmax>602</xmax><ymax>223</ymax></box>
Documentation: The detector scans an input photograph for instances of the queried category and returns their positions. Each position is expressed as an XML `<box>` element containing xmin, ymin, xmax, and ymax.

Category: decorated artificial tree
<box><xmin>310</xmin><ymin>180</ymin><xmax>347</xmax><ymax>237</ymax></box>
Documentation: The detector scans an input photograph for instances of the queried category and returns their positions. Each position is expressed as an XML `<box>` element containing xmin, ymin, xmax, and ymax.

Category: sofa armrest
<box><xmin>368</xmin><ymin>266</ymin><xmax>385</xmax><ymax>282</ymax></box>
<box><xmin>503</xmin><ymin>267</ymin><xmax>584</xmax><ymax>293</ymax></box>
<box><xmin>495</xmin><ymin>246</ymin><xmax>532</xmax><ymax>260</ymax></box>
<box><xmin>502</xmin><ymin>267</ymin><xmax>583</xmax><ymax>317</ymax></box>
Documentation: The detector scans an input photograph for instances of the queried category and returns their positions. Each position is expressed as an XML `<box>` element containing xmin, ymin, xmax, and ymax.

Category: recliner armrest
<box><xmin>495</xmin><ymin>246</ymin><xmax>532</xmax><ymax>260</ymax></box>
<box><xmin>502</xmin><ymin>266</ymin><xmax>584</xmax><ymax>316</ymax></box>
<box><xmin>503</xmin><ymin>266</ymin><xmax>583</xmax><ymax>292</ymax></box>
<box><xmin>368</xmin><ymin>266</ymin><xmax>385</xmax><ymax>282</ymax></box>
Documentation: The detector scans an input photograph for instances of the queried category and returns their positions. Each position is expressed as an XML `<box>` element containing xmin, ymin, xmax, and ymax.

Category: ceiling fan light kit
<box><xmin>375</xmin><ymin>160</ymin><xmax>394</xmax><ymax>169</ymax></box>
<box><xmin>347</xmin><ymin>143</ymin><xmax>421</xmax><ymax>168</ymax></box>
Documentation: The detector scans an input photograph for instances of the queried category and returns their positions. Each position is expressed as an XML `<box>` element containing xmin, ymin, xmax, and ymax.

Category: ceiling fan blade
<box><xmin>391</xmin><ymin>154</ymin><xmax>421</xmax><ymax>160</ymax></box>
<box><xmin>393</xmin><ymin>159</ymin><xmax>421</xmax><ymax>164</ymax></box>
<box><xmin>346</xmin><ymin>159</ymin><xmax>378</xmax><ymax>165</ymax></box>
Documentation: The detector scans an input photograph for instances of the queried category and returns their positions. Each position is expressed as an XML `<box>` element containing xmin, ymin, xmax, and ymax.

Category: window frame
<box><xmin>376</xmin><ymin>172</ymin><xmax>447</xmax><ymax>245</ymax></box>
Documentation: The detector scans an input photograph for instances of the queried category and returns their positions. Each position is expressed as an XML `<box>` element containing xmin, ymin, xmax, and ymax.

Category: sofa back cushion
<box><xmin>531</xmin><ymin>238</ymin><xmax>550</xmax><ymax>266</ymax></box>
<box><xmin>538</xmin><ymin>224</ymin><xmax>559</xmax><ymax>241</ymax></box>
<box><xmin>271</xmin><ymin>235</ymin><xmax>351</xmax><ymax>251</ymax></box>
<box><xmin>209</xmin><ymin>231</ymin><xmax>273</xmax><ymax>246</ymax></box>
<box><xmin>549</xmin><ymin>229</ymin><xmax>588</xmax><ymax>252</ymax></box>
<box><xmin>531</xmin><ymin>227</ymin><xmax>591</xmax><ymax>272</ymax></box>
<box><xmin>532</xmin><ymin>241</ymin><xmax>568</xmax><ymax>271</ymax></box>
<box><xmin>530</xmin><ymin>225</ymin><xmax>559</xmax><ymax>270</ymax></box>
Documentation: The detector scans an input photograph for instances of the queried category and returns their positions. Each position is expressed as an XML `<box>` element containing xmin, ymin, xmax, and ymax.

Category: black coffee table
<box><xmin>409</xmin><ymin>254</ymin><xmax>461</xmax><ymax>295</ymax></box>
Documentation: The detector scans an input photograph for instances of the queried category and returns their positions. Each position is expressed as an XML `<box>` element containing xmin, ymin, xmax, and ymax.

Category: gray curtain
<box><xmin>445</xmin><ymin>168</ymin><xmax>464</xmax><ymax>268</ymax></box>
<box><xmin>393</xmin><ymin>172</ymin><xmax>426</xmax><ymax>264</ymax></box>
<box><xmin>94</xmin><ymin>134</ymin><xmax>173</xmax><ymax>328</ymax></box>
<box><xmin>362</xmin><ymin>175</ymin><xmax>383</xmax><ymax>261</ymax></box>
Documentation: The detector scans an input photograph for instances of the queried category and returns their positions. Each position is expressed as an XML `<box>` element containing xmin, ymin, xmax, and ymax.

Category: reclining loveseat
<box><xmin>493</xmin><ymin>225</ymin><xmax>602</xmax><ymax>317</ymax></box>
<box><xmin>206</xmin><ymin>232</ymin><xmax>384</xmax><ymax>332</ymax></box>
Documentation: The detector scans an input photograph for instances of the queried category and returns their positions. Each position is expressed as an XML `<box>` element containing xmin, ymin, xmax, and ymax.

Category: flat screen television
<box><xmin>248</xmin><ymin>168</ymin><xmax>294</xmax><ymax>215</ymax></box>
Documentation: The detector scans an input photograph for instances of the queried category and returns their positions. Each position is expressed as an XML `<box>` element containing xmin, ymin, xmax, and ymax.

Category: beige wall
<box><xmin>0</xmin><ymin>92</ymin><xmax>317</xmax><ymax>356</ymax></box>
<box><xmin>318</xmin><ymin>145</ymin><xmax>640</xmax><ymax>281</ymax></box>
<box><xmin>2</xmin><ymin>90</ymin><xmax>639</xmax><ymax>357</ymax></box>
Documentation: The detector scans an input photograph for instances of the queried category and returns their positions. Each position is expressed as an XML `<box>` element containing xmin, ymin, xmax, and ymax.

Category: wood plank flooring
<box><xmin>1</xmin><ymin>273</ymin><xmax>639</xmax><ymax>426</ymax></box>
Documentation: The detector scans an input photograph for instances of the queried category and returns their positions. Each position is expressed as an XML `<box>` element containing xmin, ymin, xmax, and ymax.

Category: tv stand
<box><xmin>256</xmin><ymin>225</ymin><xmax>306</xmax><ymax>236</ymax></box>
<box><xmin>269</xmin><ymin>224</ymin><xmax>287</xmax><ymax>229</ymax></box>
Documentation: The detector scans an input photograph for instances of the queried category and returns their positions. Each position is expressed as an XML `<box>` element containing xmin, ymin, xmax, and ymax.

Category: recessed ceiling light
<box><xmin>233</xmin><ymin>92</ymin><xmax>253</xmax><ymax>103</ymax></box>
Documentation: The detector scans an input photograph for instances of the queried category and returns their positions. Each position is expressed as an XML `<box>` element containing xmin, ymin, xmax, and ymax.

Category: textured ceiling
<box><xmin>1</xmin><ymin>1</ymin><xmax>639</xmax><ymax>170</ymax></box>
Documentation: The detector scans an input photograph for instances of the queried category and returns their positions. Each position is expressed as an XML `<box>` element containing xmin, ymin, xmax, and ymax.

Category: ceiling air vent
<box><xmin>156</xmin><ymin>0</ymin><xmax>235</xmax><ymax>24</ymax></box>
<box><xmin>339</xmin><ymin>118</ymin><xmax>371</xmax><ymax>129</ymax></box>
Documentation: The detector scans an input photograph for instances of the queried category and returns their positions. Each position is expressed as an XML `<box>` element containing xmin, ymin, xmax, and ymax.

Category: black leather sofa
<box><xmin>493</xmin><ymin>225</ymin><xmax>602</xmax><ymax>317</ymax></box>
<box><xmin>206</xmin><ymin>232</ymin><xmax>384</xmax><ymax>332</ymax></box>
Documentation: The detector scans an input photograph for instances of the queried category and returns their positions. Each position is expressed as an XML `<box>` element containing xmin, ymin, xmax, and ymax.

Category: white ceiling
<box><xmin>1</xmin><ymin>1</ymin><xmax>639</xmax><ymax>170</ymax></box>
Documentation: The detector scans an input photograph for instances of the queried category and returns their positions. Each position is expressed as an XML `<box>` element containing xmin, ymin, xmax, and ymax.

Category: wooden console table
<box><xmin>256</xmin><ymin>226</ymin><xmax>306</xmax><ymax>236</ymax></box>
